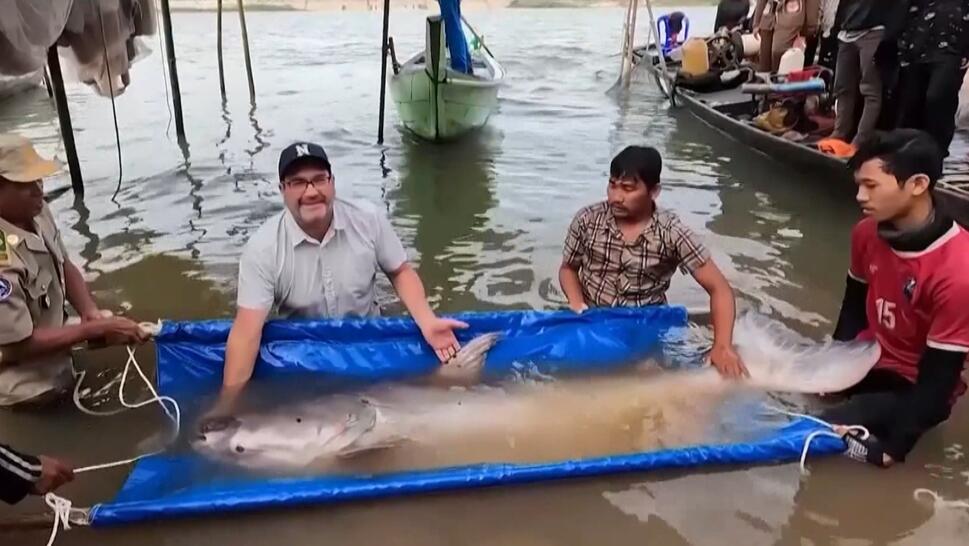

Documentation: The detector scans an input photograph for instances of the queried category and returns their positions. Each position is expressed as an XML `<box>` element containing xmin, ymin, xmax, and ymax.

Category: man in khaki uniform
<box><xmin>0</xmin><ymin>134</ymin><xmax>148</xmax><ymax>408</ymax></box>
<box><xmin>754</xmin><ymin>0</ymin><xmax>820</xmax><ymax>72</ymax></box>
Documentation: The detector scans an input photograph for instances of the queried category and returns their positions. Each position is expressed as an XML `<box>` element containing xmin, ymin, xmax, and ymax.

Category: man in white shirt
<box><xmin>208</xmin><ymin>142</ymin><xmax>467</xmax><ymax>419</ymax></box>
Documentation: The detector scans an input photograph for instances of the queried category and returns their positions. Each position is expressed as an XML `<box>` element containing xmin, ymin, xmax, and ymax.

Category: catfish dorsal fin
<box><xmin>430</xmin><ymin>332</ymin><xmax>502</xmax><ymax>386</ymax></box>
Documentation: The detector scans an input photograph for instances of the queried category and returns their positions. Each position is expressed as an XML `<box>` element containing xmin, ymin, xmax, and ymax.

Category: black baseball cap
<box><xmin>278</xmin><ymin>142</ymin><xmax>331</xmax><ymax>180</ymax></box>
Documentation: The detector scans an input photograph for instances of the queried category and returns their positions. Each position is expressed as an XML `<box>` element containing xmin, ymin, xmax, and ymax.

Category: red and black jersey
<box><xmin>849</xmin><ymin>217</ymin><xmax>969</xmax><ymax>399</ymax></box>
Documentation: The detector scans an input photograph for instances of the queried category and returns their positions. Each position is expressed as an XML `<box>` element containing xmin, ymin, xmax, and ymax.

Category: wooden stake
<box><xmin>237</xmin><ymin>0</ymin><xmax>256</xmax><ymax>104</ymax></box>
<box><xmin>377</xmin><ymin>0</ymin><xmax>391</xmax><ymax>144</ymax></box>
<box><xmin>46</xmin><ymin>47</ymin><xmax>84</xmax><ymax>197</ymax></box>
<box><xmin>217</xmin><ymin>0</ymin><xmax>226</xmax><ymax>98</ymax></box>
<box><xmin>159</xmin><ymin>0</ymin><xmax>186</xmax><ymax>139</ymax></box>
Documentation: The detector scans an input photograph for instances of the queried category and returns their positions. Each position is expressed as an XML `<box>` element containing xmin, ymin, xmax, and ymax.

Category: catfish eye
<box><xmin>296</xmin><ymin>418</ymin><xmax>302</xmax><ymax>423</ymax></box>
<box><xmin>235</xmin><ymin>445</ymin><xmax>246</xmax><ymax>453</ymax></box>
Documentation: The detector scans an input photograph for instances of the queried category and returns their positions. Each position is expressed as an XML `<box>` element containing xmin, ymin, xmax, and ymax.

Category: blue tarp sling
<box><xmin>90</xmin><ymin>307</ymin><xmax>843</xmax><ymax>526</ymax></box>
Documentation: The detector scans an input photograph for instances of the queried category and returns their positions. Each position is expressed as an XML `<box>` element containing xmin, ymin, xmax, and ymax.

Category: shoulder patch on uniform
<box><xmin>0</xmin><ymin>277</ymin><xmax>12</xmax><ymax>301</ymax></box>
<box><xmin>0</xmin><ymin>229</ymin><xmax>8</xmax><ymax>266</ymax></box>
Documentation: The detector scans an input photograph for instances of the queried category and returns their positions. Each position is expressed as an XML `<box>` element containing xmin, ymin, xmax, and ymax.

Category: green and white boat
<box><xmin>389</xmin><ymin>15</ymin><xmax>504</xmax><ymax>142</ymax></box>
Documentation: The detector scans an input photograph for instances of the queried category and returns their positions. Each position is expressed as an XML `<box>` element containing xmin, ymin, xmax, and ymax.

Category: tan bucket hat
<box><xmin>0</xmin><ymin>133</ymin><xmax>62</xmax><ymax>183</ymax></box>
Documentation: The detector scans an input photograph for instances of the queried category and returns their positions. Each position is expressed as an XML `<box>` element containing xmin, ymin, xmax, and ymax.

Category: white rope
<box><xmin>763</xmin><ymin>404</ymin><xmax>869</xmax><ymax>475</ymax></box>
<box><xmin>913</xmin><ymin>488</ymin><xmax>969</xmax><ymax>509</ymax></box>
<box><xmin>73</xmin><ymin>345</ymin><xmax>179</xmax><ymax>434</ymax></box>
<box><xmin>45</xmin><ymin>323</ymin><xmax>179</xmax><ymax>546</ymax></box>
<box><xmin>43</xmin><ymin>493</ymin><xmax>91</xmax><ymax>546</ymax></box>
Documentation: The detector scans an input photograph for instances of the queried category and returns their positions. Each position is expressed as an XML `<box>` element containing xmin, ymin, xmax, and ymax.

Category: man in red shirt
<box><xmin>827</xmin><ymin>129</ymin><xmax>969</xmax><ymax>467</ymax></box>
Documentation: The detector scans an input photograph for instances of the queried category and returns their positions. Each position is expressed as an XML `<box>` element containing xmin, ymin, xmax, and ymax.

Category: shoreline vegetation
<box><xmin>169</xmin><ymin>0</ymin><xmax>718</xmax><ymax>12</ymax></box>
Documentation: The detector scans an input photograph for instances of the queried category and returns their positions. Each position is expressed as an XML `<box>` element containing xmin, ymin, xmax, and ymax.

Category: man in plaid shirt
<box><xmin>559</xmin><ymin>146</ymin><xmax>746</xmax><ymax>377</ymax></box>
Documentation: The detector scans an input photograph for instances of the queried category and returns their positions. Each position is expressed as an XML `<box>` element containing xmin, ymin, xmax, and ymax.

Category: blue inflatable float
<box><xmin>89</xmin><ymin>306</ymin><xmax>843</xmax><ymax>526</ymax></box>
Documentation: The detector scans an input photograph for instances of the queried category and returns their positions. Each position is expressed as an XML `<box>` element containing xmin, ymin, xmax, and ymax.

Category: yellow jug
<box><xmin>681</xmin><ymin>38</ymin><xmax>710</xmax><ymax>76</ymax></box>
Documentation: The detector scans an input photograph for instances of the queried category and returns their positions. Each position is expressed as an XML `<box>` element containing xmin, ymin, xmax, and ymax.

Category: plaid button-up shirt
<box><xmin>563</xmin><ymin>202</ymin><xmax>710</xmax><ymax>307</ymax></box>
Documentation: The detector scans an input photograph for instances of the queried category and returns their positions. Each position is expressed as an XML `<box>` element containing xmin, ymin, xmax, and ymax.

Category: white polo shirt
<box><xmin>236</xmin><ymin>199</ymin><xmax>408</xmax><ymax>318</ymax></box>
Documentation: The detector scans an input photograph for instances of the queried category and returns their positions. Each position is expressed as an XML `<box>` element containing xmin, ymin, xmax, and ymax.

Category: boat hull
<box><xmin>389</xmin><ymin>69</ymin><xmax>500</xmax><ymax>141</ymax></box>
<box><xmin>636</xmin><ymin>44</ymin><xmax>969</xmax><ymax>225</ymax></box>
<box><xmin>389</xmin><ymin>15</ymin><xmax>503</xmax><ymax>142</ymax></box>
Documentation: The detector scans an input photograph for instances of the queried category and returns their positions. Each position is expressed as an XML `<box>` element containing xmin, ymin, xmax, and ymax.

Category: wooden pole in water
<box><xmin>642</xmin><ymin>0</ymin><xmax>672</xmax><ymax>104</ymax></box>
<box><xmin>237</xmin><ymin>0</ymin><xmax>256</xmax><ymax>104</ymax></box>
<box><xmin>377</xmin><ymin>0</ymin><xmax>391</xmax><ymax>144</ymax></box>
<box><xmin>159</xmin><ymin>0</ymin><xmax>186</xmax><ymax>139</ymax></box>
<box><xmin>217</xmin><ymin>0</ymin><xmax>226</xmax><ymax>99</ymax></box>
<box><xmin>615</xmin><ymin>0</ymin><xmax>632</xmax><ymax>86</ymax></box>
<box><xmin>42</xmin><ymin>67</ymin><xmax>54</xmax><ymax>99</ymax></box>
<box><xmin>622</xmin><ymin>0</ymin><xmax>640</xmax><ymax>88</ymax></box>
<box><xmin>46</xmin><ymin>46</ymin><xmax>84</xmax><ymax>197</ymax></box>
<box><xmin>643</xmin><ymin>0</ymin><xmax>668</xmax><ymax>75</ymax></box>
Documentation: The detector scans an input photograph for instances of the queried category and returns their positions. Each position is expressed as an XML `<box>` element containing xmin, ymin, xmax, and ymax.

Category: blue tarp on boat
<box><xmin>90</xmin><ymin>306</ymin><xmax>844</xmax><ymax>526</ymax></box>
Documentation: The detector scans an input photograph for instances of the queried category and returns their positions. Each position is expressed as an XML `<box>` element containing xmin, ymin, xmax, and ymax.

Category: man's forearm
<box><xmin>833</xmin><ymin>276</ymin><xmax>868</xmax><ymax>342</ymax></box>
<box><xmin>390</xmin><ymin>265</ymin><xmax>436</xmax><ymax>325</ymax></box>
<box><xmin>0</xmin><ymin>444</ymin><xmax>40</xmax><ymax>504</ymax></box>
<box><xmin>210</xmin><ymin>383</ymin><xmax>247</xmax><ymax>418</ymax></box>
<box><xmin>558</xmin><ymin>264</ymin><xmax>587</xmax><ymax>309</ymax></box>
<box><xmin>708</xmin><ymin>281</ymin><xmax>736</xmax><ymax>348</ymax></box>
<box><xmin>0</xmin><ymin>323</ymin><xmax>98</xmax><ymax>367</ymax></box>
<box><xmin>64</xmin><ymin>260</ymin><xmax>98</xmax><ymax>317</ymax></box>
<box><xmin>222</xmin><ymin>327</ymin><xmax>261</xmax><ymax>387</ymax></box>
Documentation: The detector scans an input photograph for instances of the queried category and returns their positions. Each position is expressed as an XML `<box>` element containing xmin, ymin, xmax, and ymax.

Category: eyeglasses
<box><xmin>281</xmin><ymin>174</ymin><xmax>332</xmax><ymax>192</ymax></box>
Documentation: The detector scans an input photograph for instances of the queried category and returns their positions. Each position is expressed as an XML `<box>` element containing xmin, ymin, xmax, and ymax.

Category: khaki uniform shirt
<box><xmin>754</xmin><ymin>0</ymin><xmax>779</xmax><ymax>32</ymax></box>
<box><xmin>0</xmin><ymin>204</ymin><xmax>73</xmax><ymax>406</ymax></box>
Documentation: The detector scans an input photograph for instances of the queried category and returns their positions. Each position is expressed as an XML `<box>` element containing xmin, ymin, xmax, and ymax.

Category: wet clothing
<box><xmin>829</xmin><ymin>212</ymin><xmax>969</xmax><ymax>461</ymax></box>
<box><xmin>0</xmin><ymin>443</ymin><xmax>41</xmax><ymax>504</ymax></box>
<box><xmin>0</xmin><ymin>205</ymin><xmax>73</xmax><ymax>407</ymax></box>
<box><xmin>237</xmin><ymin>199</ymin><xmax>408</xmax><ymax>319</ymax></box>
<box><xmin>439</xmin><ymin>0</ymin><xmax>473</xmax><ymax>75</ymax></box>
<box><xmin>562</xmin><ymin>202</ymin><xmax>710</xmax><ymax>307</ymax></box>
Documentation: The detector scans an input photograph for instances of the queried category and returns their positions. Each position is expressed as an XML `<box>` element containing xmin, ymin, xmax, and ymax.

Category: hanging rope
<box><xmin>156</xmin><ymin>2</ymin><xmax>174</xmax><ymax>139</ymax></box>
<box><xmin>95</xmin><ymin>5</ymin><xmax>125</xmax><ymax>202</ymax></box>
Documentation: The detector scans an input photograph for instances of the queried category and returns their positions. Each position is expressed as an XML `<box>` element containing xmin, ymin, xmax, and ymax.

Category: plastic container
<box><xmin>741</xmin><ymin>33</ymin><xmax>761</xmax><ymax>58</ymax></box>
<box><xmin>777</xmin><ymin>47</ymin><xmax>805</xmax><ymax>75</ymax></box>
<box><xmin>681</xmin><ymin>38</ymin><xmax>709</xmax><ymax>76</ymax></box>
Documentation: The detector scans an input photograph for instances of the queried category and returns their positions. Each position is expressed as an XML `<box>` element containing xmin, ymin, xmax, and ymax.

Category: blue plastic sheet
<box><xmin>90</xmin><ymin>307</ymin><xmax>844</xmax><ymax>526</ymax></box>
